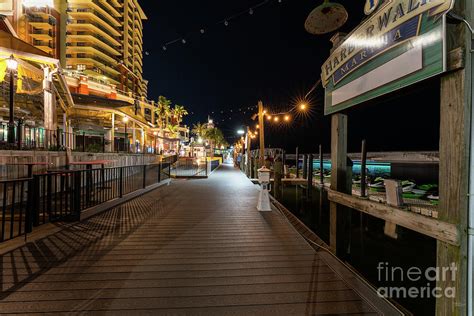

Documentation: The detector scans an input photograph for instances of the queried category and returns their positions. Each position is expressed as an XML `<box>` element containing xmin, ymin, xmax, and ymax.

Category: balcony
<box><xmin>66</xmin><ymin>45</ymin><xmax>117</xmax><ymax>64</ymax></box>
<box><xmin>67</xmin><ymin>32</ymin><xmax>121</xmax><ymax>56</ymax></box>
<box><xmin>67</xmin><ymin>21</ymin><xmax>121</xmax><ymax>47</ymax></box>
<box><xmin>30</xmin><ymin>30</ymin><xmax>54</xmax><ymax>41</ymax></box>
<box><xmin>92</xmin><ymin>0</ymin><xmax>121</xmax><ymax>19</ymax></box>
<box><xmin>27</xmin><ymin>15</ymin><xmax>55</xmax><ymax>30</ymax></box>
<box><xmin>68</xmin><ymin>10</ymin><xmax>121</xmax><ymax>37</ymax></box>
<box><xmin>66</xmin><ymin>55</ymin><xmax>121</xmax><ymax>77</ymax></box>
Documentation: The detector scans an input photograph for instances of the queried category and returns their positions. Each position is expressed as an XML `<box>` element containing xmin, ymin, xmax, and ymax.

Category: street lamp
<box><xmin>237</xmin><ymin>129</ymin><xmax>245</xmax><ymax>135</ymax></box>
<box><xmin>7</xmin><ymin>55</ymin><xmax>18</xmax><ymax>145</ymax></box>
<box><xmin>123</xmin><ymin>116</ymin><xmax>129</xmax><ymax>152</ymax></box>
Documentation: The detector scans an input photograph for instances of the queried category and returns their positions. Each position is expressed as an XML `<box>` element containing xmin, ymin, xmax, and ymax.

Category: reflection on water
<box><xmin>279</xmin><ymin>184</ymin><xmax>437</xmax><ymax>315</ymax></box>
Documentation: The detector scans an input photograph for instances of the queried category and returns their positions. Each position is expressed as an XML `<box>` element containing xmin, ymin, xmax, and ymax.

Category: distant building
<box><xmin>66</xmin><ymin>0</ymin><xmax>147</xmax><ymax>97</ymax></box>
<box><xmin>1</xmin><ymin>0</ymin><xmax>147</xmax><ymax>97</ymax></box>
<box><xmin>2</xmin><ymin>0</ymin><xmax>68</xmax><ymax>63</ymax></box>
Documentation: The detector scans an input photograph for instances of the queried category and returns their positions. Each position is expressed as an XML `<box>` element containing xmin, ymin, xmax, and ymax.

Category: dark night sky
<box><xmin>140</xmin><ymin>0</ymin><xmax>440</xmax><ymax>153</ymax></box>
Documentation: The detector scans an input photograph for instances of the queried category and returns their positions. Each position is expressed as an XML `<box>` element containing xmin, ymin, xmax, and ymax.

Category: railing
<box><xmin>0</xmin><ymin>179</ymin><xmax>32</xmax><ymax>242</ymax></box>
<box><xmin>169</xmin><ymin>156</ymin><xmax>222</xmax><ymax>178</ymax></box>
<box><xmin>171</xmin><ymin>157</ymin><xmax>208</xmax><ymax>178</ymax></box>
<box><xmin>0</xmin><ymin>161</ymin><xmax>174</xmax><ymax>243</ymax></box>
<box><xmin>0</xmin><ymin>127</ymin><xmax>158</xmax><ymax>154</ymax></box>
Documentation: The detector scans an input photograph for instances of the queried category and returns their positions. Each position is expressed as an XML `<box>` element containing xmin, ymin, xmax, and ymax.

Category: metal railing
<box><xmin>171</xmin><ymin>157</ymin><xmax>208</xmax><ymax>178</ymax></box>
<box><xmin>0</xmin><ymin>160</ymin><xmax>174</xmax><ymax>243</ymax></box>
<box><xmin>0</xmin><ymin>127</ymin><xmax>159</xmax><ymax>154</ymax></box>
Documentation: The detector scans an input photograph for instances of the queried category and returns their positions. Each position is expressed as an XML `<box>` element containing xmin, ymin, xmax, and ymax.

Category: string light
<box><xmin>284</xmin><ymin>115</ymin><xmax>290</xmax><ymax>122</ymax></box>
<box><xmin>159</xmin><ymin>0</ymin><xmax>285</xmax><ymax>52</ymax></box>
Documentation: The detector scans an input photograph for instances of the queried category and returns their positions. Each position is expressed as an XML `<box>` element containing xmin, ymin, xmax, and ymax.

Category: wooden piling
<box><xmin>302</xmin><ymin>154</ymin><xmax>308</xmax><ymax>179</ymax></box>
<box><xmin>319</xmin><ymin>144</ymin><xmax>324</xmax><ymax>185</ymax></box>
<box><xmin>274</xmin><ymin>160</ymin><xmax>283</xmax><ymax>200</ymax></box>
<box><xmin>330</xmin><ymin>114</ymin><xmax>350</xmax><ymax>257</ymax></box>
<box><xmin>360</xmin><ymin>140</ymin><xmax>367</xmax><ymax>198</ymax></box>
<box><xmin>295</xmin><ymin>147</ymin><xmax>299</xmax><ymax>178</ymax></box>
<box><xmin>253</xmin><ymin>154</ymin><xmax>258</xmax><ymax>178</ymax></box>
<box><xmin>307</xmin><ymin>154</ymin><xmax>313</xmax><ymax>200</ymax></box>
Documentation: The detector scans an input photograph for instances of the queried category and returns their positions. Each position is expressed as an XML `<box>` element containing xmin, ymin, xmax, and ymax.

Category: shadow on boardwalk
<box><xmin>0</xmin><ymin>193</ymin><xmax>169</xmax><ymax>300</ymax></box>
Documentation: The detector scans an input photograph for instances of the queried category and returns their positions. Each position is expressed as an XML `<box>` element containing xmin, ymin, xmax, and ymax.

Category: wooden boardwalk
<box><xmin>0</xmin><ymin>164</ymin><xmax>402</xmax><ymax>315</ymax></box>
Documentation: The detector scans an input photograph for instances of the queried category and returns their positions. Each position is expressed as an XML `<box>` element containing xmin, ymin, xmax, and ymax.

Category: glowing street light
<box><xmin>237</xmin><ymin>129</ymin><xmax>245</xmax><ymax>135</ymax></box>
<box><xmin>6</xmin><ymin>55</ymin><xmax>18</xmax><ymax>71</ymax></box>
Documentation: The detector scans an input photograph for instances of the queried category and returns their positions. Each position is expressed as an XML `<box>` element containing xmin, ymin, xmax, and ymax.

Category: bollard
<box><xmin>257</xmin><ymin>166</ymin><xmax>272</xmax><ymax>211</ymax></box>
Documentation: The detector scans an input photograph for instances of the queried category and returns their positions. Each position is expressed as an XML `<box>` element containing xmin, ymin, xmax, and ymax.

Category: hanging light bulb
<box><xmin>249</xmin><ymin>8</ymin><xmax>254</xmax><ymax>15</ymax></box>
<box><xmin>274</xmin><ymin>116</ymin><xmax>280</xmax><ymax>122</ymax></box>
<box><xmin>182</xmin><ymin>38</ymin><xmax>187</xmax><ymax>44</ymax></box>
<box><xmin>284</xmin><ymin>115</ymin><xmax>290</xmax><ymax>122</ymax></box>
<box><xmin>162</xmin><ymin>46</ymin><xmax>167</xmax><ymax>51</ymax></box>
<box><xmin>224</xmin><ymin>20</ymin><xmax>229</xmax><ymax>26</ymax></box>
<box><xmin>200</xmin><ymin>28</ymin><xmax>205</xmax><ymax>34</ymax></box>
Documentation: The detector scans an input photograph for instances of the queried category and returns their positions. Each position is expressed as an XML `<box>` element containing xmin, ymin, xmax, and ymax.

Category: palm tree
<box><xmin>173</xmin><ymin>105</ymin><xmax>188</xmax><ymax>126</ymax></box>
<box><xmin>167</xmin><ymin>124</ymin><xmax>180</xmax><ymax>138</ymax></box>
<box><xmin>204</xmin><ymin>127</ymin><xmax>224</xmax><ymax>158</ymax></box>
<box><xmin>156</xmin><ymin>96</ymin><xmax>172</xmax><ymax>129</ymax></box>
<box><xmin>192</xmin><ymin>122</ymin><xmax>207</xmax><ymax>139</ymax></box>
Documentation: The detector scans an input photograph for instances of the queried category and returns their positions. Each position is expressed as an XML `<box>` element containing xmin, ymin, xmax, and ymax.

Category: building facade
<box><xmin>66</xmin><ymin>0</ymin><xmax>147</xmax><ymax>97</ymax></box>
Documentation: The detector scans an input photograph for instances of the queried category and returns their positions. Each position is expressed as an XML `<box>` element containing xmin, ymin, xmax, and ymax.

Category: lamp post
<box><xmin>123</xmin><ymin>116</ymin><xmax>129</xmax><ymax>153</ymax></box>
<box><xmin>6</xmin><ymin>55</ymin><xmax>18</xmax><ymax>145</ymax></box>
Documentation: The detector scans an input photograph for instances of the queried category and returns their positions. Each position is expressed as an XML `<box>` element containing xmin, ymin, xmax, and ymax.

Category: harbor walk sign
<box><xmin>322</xmin><ymin>0</ymin><xmax>454</xmax><ymax>115</ymax></box>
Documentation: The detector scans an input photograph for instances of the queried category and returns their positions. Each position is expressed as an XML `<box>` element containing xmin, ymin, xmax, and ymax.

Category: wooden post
<box><xmin>246</xmin><ymin>126</ymin><xmax>251</xmax><ymax>177</ymax></box>
<box><xmin>319</xmin><ymin>144</ymin><xmax>324</xmax><ymax>185</ymax></box>
<box><xmin>330</xmin><ymin>114</ymin><xmax>349</xmax><ymax>257</ymax></box>
<box><xmin>295</xmin><ymin>147</ymin><xmax>299</xmax><ymax>178</ymax></box>
<box><xmin>307</xmin><ymin>154</ymin><xmax>313</xmax><ymax>199</ymax></box>
<box><xmin>302</xmin><ymin>154</ymin><xmax>308</xmax><ymax>179</ymax></box>
<box><xmin>360</xmin><ymin>139</ymin><xmax>367</xmax><ymax>197</ymax></box>
<box><xmin>274</xmin><ymin>160</ymin><xmax>282</xmax><ymax>200</ymax></box>
<box><xmin>253</xmin><ymin>156</ymin><xmax>258</xmax><ymax>180</ymax></box>
<box><xmin>436</xmin><ymin>68</ymin><xmax>469</xmax><ymax>315</ymax></box>
<box><xmin>258</xmin><ymin>101</ymin><xmax>265</xmax><ymax>168</ymax></box>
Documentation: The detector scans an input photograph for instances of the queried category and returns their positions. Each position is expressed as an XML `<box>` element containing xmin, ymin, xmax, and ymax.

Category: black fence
<box><xmin>0</xmin><ymin>159</ymin><xmax>174</xmax><ymax>243</ymax></box>
<box><xmin>171</xmin><ymin>157</ymin><xmax>208</xmax><ymax>178</ymax></box>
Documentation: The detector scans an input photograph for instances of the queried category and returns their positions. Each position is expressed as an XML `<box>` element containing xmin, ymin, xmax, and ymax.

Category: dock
<box><xmin>0</xmin><ymin>164</ymin><xmax>402</xmax><ymax>314</ymax></box>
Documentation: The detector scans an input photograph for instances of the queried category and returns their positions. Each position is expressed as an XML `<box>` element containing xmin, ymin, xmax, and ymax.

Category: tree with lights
<box><xmin>173</xmin><ymin>104</ymin><xmax>188</xmax><ymax>126</ymax></box>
